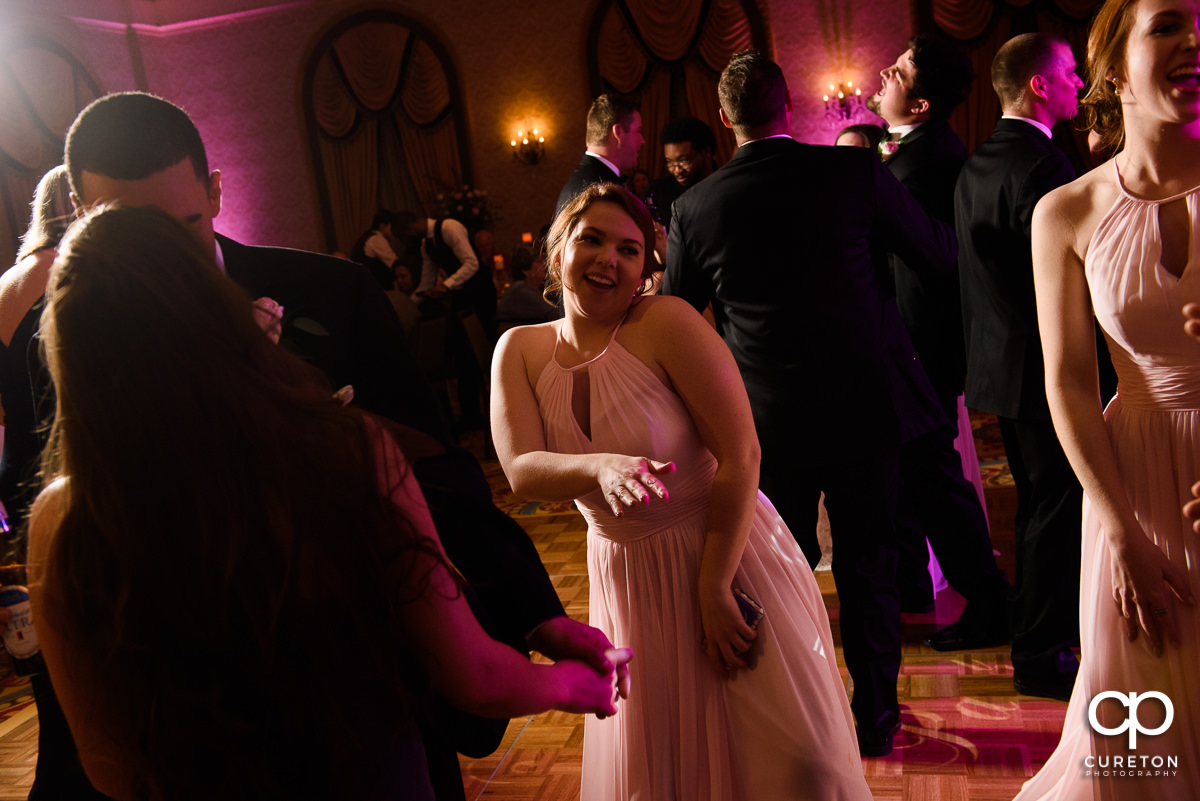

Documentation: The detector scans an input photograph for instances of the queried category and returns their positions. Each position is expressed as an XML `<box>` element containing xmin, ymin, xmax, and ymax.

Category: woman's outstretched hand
<box><xmin>1108</xmin><ymin>531</ymin><xmax>1194</xmax><ymax>655</ymax></box>
<box><xmin>597</xmin><ymin>456</ymin><xmax>675</xmax><ymax>517</ymax></box>
<box><xmin>699</xmin><ymin>588</ymin><xmax>757</xmax><ymax>675</ymax></box>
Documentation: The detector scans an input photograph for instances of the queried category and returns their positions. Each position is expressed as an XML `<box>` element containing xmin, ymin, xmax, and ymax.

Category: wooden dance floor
<box><xmin>0</xmin><ymin>417</ymin><xmax>1068</xmax><ymax>800</ymax></box>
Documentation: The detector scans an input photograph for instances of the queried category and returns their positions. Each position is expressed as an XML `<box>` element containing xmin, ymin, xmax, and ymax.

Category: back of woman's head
<box><xmin>17</xmin><ymin>165</ymin><xmax>73</xmax><ymax>261</ymax></box>
<box><xmin>42</xmin><ymin>205</ymin><xmax>432</xmax><ymax>800</ymax></box>
<box><xmin>1080</xmin><ymin>0</ymin><xmax>1140</xmax><ymax>159</ymax></box>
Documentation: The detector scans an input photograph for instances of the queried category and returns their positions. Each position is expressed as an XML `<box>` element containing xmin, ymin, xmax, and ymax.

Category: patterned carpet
<box><xmin>0</xmin><ymin>412</ymin><xmax>1029</xmax><ymax>800</ymax></box>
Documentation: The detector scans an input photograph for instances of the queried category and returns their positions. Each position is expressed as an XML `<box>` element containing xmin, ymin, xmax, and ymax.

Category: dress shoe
<box><xmin>923</xmin><ymin>619</ymin><xmax>1010</xmax><ymax>652</ymax></box>
<box><xmin>856</xmin><ymin>718</ymin><xmax>902</xmax><ymax>758</ymax></box>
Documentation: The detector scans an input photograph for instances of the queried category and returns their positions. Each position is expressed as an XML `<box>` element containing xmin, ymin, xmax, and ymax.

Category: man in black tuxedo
<box><xmin>663</xmin><ymin>50</ymin><xmax>958</xmax><ymax>757</ymax></box>
<box><xmin>555</xmin><ymin>93</ymin><xmax>643</xmax><ymax>217</ymax></box>
<box><xmin>867</xmin><ymin>36</ymin><xmax>1013</xmax><ymax>635</ymax></box>
<box><xmin>45</xmin><ymin>91</ymin><xmax>625</xmax><ymax>801</ymax></box>
<box><xmin>955</xmin><ymin>34</ymin><xmax>1085</xmax><ymax>701</ymax></box>
<box><xmin>869</xmin><ymin>34</ymin><xmax>972</xmax><ymax>414</ymax></box>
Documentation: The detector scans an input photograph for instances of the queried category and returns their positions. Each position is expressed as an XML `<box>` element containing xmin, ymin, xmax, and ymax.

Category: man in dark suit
<box><xmin>955</xmin><ymin>33</ymin><xmax>1085</xmax><ymax>701</ymax></box>
<box><xmin>869</xmin><ymin>34</ymin><xmax>972</xmax><ymax>414</ymax></box>
<box><xmin>663</xmin><ymin>50</ymin><xmax>958</xmax><ymax>757</ymax></box>
<box><xmin>867</xmin><ymin>36</ymin><xmax>1013</xmax><ymax>635</ymax></box>
<box><xmin>48</xmin><ymin>91</ymin><xmax>625</xmax><ymax>801</ymax></box>
<box><xmin>555</xmin><ymin>93</ymin><xmax>643</xmax><ymax>217</ymax></box>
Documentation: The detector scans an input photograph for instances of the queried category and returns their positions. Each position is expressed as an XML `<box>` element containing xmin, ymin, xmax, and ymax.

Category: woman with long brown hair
<box><xmin>26</xmin><ymin>204</ymin><xmax>621</xmax><ymax>801</ymax></box>
<box><xmin>1014</xmin><ymin>0</ymin><xmax>1200</xmax><ymax>797</ymax></box>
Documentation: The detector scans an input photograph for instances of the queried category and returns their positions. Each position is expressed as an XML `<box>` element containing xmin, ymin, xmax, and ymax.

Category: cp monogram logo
<box><xmin>1088</xmin><ymin>691</ymin><xmax>1174</xmax><ymax>749</ymax></box>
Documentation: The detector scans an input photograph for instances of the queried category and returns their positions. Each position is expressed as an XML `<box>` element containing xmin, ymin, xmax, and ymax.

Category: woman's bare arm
<box><xmin>1033</xmin><ymin>190</ymin><xmax>1193</xmax><ymax>654</ymax></box>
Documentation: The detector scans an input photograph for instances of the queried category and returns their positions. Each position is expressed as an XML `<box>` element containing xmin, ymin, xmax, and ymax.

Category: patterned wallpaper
<box><xmin>4</xmin><ymin>0</ymin><xmax>916</xmax><ymax>256</ymax></box>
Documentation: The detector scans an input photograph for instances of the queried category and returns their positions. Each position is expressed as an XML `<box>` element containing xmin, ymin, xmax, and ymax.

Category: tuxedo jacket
<box><xmin>886</xmin><ymin>120</ymin><xmax>969</xmax><ymax>408</ymax></box>
<box><xmin>555</xmin><ymin>153</ymin><xmax>620</xmax><ymax>217</ymax></box>
<box><xmin>662</xmin><ymin>138</ymin><xmax>955</xmax><ymax>454</ymax></box>
<box><xmin>218</xmin><ymin>234</ymin><xmax>564</xmax><ymax>646</ymax></box>
<box><xmin>954</xmin><ymin>118</ymin><xmax>1076</xmax><ymax>419</ymax></box>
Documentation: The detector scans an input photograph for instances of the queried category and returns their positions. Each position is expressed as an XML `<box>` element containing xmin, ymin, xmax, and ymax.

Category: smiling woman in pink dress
<box><xmin>1014</xmin><ymin>0</ymin><xmax>1200</xmax><ymax>798</ymax></box>
<box><xmin>491</xmin><ymin>183</ymin><xmax>873</xmax><ymax>800</ymax></box>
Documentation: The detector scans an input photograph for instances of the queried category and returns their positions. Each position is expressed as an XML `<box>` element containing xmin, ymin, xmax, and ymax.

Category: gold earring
<box><xmin>1109</xmin><ymin>76</ymin><xmax>1121</xmax><ymax>95</ymax></box>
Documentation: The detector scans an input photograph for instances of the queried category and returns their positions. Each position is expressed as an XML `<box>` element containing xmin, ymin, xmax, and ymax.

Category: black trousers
<box><xmin>763</xmin><ymin>440</ymin><xmax>902</xmax><ymax>733</ymax></box>
<box><xmin>895</xmin><ymin>424</ymin><xmax>1011</xmax><ymax>615</ymax></box>
<box><xmin>998</xmin><ymin>416</ymin><xmax>1083</xmax><ymax>671</ymax></box>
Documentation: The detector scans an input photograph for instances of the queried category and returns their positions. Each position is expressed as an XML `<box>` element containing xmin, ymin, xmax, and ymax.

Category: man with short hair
<box><xmin>868</xmin><ymin>34</ymin><xmax>973</xmax><ymax>413</ymax></box>
<box><xmin>648</xmin><ymin>116</ymin><xmax>718</xmax><ymax>223</ymax></box>
<box><xmin>555</xmin><ymin>93</ymin><xmax>643</xmax><ymax>217</ymax></box>
<box><xmin>867</xmin><ymin>36</ymin><xmax>1013</xmax><ymax>638</ymax></box>
<box><xmin>351</xmin><ymin>209</ymin><xmax>408</xmax><ymax>291</ymax></box>
<box><xmin>46</xmin><ymin>91</ymin><xmax>625</xmax><ymax>801</ymax></box>
<box><xmin>663</xmin><ymin>50</ymin><xmax>957</xmax><ymax>758</ymax></box>
<box><xmin>955</xmin><ymin>33</ymin><xmax>1085</xmax><ymax>701</ymax></box>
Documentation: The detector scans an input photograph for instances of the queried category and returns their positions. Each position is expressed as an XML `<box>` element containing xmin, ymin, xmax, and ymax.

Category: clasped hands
<box><xmin>528</xmin><ymin>615</ymin><xmax>633</xmax><ymax>718</ymax></box>
<box><xmin>596</xmin><ymin>455</ymin><xmax>675</xmax><ymax>517</ymax></box>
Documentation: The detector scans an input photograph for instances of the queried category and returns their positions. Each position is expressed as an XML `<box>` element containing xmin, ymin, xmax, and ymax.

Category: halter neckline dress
<box><xmin>535</xmin><ymin>319</ymin><xmax>872</xmax><ymax>800</ymax></box>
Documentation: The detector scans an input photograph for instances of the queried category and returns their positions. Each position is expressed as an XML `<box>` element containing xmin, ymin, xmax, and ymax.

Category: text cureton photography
<box><xmin>1082</xmin><ymin>691</ymin><xmax>1181</xmax><ymax>779</ymax></box>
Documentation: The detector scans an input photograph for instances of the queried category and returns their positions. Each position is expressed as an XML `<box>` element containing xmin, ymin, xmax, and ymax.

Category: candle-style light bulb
<box><xmin>538</xmin><ymin>136</ymin><xmax>544</xmax><ymax>143</ymax></box>
<box><xmin>510</xmin><ymin>140</ymin><xmax>517</xmax><ymax>147</ymax></box>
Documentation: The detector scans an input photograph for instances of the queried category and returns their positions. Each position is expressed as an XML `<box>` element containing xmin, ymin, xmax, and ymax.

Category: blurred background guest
<box><xmin>625</xmin><ymin>168</ymin><xmax>651</xmax><ymax>203</ymax></box>
<box><xmin>496</xmin><ymin>238</ymin><xmax>561</xmax><ymax>334</ymax></box>
<box><xmin>649</xmin><ymin>116</ymin><xmax>719</xmax><ymax>227</ymax></box>
<box><xmin>835</xmin><ymin>122</ymin><xmax>887</xmax><ymax>150</ymax></box>
<box><xmin>351</xmin><ymin>210</ymin><xmax>409</xmax><ymax>291</ymax></box>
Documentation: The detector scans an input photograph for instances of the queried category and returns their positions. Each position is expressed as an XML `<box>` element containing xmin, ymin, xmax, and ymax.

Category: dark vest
<box><xmin>426</xmin><ymin>219</ymin><xmax>495</xmax><ymax>316</ymax></box>
<box><xmin>351</xmin><ymin>230</ymin><xmax>396</xmax><ymax>290</ymax></box>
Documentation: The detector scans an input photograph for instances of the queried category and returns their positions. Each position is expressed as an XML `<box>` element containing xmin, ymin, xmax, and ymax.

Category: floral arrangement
<box><xmin>430</xmin><ymin>183</ymin><xmax>500</xmax><ymax>231</ymax></box>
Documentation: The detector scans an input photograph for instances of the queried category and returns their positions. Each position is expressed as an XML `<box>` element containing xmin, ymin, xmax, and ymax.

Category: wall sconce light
<box><xmin>511</xmin><ymin>127</ymin><xmax>545</xmax><ymax>165</ymax></box>
<box><xmin>823</xmin><ymin>81</ymin><xmax>864</xmax><ymax>128</ymax></box>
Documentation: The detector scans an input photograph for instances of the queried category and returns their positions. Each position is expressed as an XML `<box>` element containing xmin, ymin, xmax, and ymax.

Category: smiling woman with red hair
<box><xmin>1014</xmin><ymin>0</ymin><xmax>1200</xmax><ymax>797</ymax></box>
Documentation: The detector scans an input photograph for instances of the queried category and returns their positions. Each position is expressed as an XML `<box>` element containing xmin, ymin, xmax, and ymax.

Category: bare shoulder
<box><xmin>495</xmin><ymin>320</ymin><xmax>559</xmax><ymax>386</ymax></box>
<box><xmin>31</xmin><ymin>477</ymin><xmax>68</xmax><ymax>523</ymax></box>
<box><xmin>1034</xmin><ymin>164</ymin><xmax>1119</xmax><ymax>260</ymax></box>
<box><xmin>621</xmin><ymin>295</ymin><xmax>723</xmax><ymax>381</ymax></box>
<box><xmin>28</xmin><ymin>477</ymin><xmax>69</xmax><ymax>575</ymax></box>
<box><xmin>626</xmin><ymin>294</ymin><xmax>705</xmax><ymax>334</ymax></box>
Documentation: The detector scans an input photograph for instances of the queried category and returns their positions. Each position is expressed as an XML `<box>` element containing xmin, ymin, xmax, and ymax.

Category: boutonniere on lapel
<box><xmin>252</xmin><ymin>296</ymin><xmax>284</xmax><ymax>344</ymax></box>
<box><xmin>878</xmin><ymin>138</ymin><xmax>901</xmax><ymax>163</ymax></box>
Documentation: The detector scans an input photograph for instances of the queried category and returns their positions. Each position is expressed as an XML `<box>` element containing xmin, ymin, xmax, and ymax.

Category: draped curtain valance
<box><xmin>931</xmin><ymin>0</ymin><xmax>1098</xmax><ymax>40</ymax></box>
<box><xmin>590</xmin><ymin>0</ymin><xmax>767</xmax><ymax>175</ymax></box>
<box><xmin>305</xmin><ymin>14</ymin><xmax>468</xmax><ymax>253</ymax></box>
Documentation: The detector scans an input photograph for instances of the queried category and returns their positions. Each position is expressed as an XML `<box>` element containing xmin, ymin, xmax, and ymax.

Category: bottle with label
<box><xmin>0</xmin><ymin>582</ymin><xmax>45</xmax><ymax>677</ymax></box>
